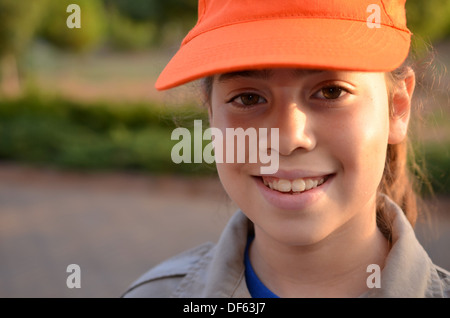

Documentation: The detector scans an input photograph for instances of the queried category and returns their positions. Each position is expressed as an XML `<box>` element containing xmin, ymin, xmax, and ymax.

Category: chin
<box><xmin>248</xmin><ymin>204</ymin><xmax>336</xmax><ymax>246</ymax></box>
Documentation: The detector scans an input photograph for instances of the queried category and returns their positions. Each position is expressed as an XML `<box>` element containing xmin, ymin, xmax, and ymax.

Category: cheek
<box><xmin>211</xmin><ymin>117</ymin><xmax>268</xmax><ymax>217</ymax></box>
<box><xmin>211</xmin><ymin>102</ymin><xmax>250</xmax><ymax>203</ymax></box>
<box><xmin>216</xmin><ymin>161</ymin><xmax>255</xmax><ymax>214</ymax></box>
<box><xmin>328</xmin><ymin>103</ymin><xmax>390</xmax><ymax>195</ymax></box>
<box><xmin>355</xmin><ymin>120</ymin><xmax>389</xmax><ymax>189</ymax></box>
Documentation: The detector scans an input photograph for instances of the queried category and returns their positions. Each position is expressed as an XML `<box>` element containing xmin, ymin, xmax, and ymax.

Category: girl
<box><xmin>123</xmin><ymin>0</ymin><xmax>449</xmax><ymax>297</ymax></box>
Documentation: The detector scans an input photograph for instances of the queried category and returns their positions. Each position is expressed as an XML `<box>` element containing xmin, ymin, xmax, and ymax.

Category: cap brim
<box><xmin>155</xmin><ymin>18</ymin><xmax>411</xmax><ymax>90</ymax></box>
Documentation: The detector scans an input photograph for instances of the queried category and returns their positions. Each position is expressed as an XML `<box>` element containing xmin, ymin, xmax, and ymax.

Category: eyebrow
<box><xmin>217</xmin><ymin>69</ymin><xmax>324</xmax><ymax>83</ymax></box>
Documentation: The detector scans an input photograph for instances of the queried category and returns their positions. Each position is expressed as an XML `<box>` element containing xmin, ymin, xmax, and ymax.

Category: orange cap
<box><xmin>155</xmin><ymin>0</ymin><xmax>411</xmax><ymax>90</ymax></box>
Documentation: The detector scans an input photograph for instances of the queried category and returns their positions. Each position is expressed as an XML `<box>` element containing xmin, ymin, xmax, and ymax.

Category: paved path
<box><xmin>0</xmin><ymin>163</ymin><xmax>448</xmax><ymax>297</ymax></box>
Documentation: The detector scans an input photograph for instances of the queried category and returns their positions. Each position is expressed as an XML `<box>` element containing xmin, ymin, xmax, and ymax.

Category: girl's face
<box><xmin>210</xmin><ymin>68</ymin><xmax>392</xmax><ymax>246</ymax></box>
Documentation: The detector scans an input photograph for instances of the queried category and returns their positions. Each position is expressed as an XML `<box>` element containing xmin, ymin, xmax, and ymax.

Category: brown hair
<box><xmin>378</xmin><ymin>61</ymin><xmax>431</xmax><ymax>239</ymax></box>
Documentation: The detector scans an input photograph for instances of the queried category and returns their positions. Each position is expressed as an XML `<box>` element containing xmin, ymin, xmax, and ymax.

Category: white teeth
<box><xmin>277</xmin><ymin>179</ymin><xmax>291</xmax><ymax>192</ymax></box>
<box><xmin>304</xmin><ymin>179</ymin><xmax>315</xmax><ymax>190</ymax></box>
<box><xmin>271</xmin><ymin>179</ymin><xmax>277</xmax><ymax>189</ymax></box>
<box><xmin>264</xmin><ymin>176</ymin><xmax>326</xmax><ymax>193</ymax></box>
<box><xmin>292</xmin><ymin>179</ymin><xmax>305</xmax><ymax>192</ymax></box>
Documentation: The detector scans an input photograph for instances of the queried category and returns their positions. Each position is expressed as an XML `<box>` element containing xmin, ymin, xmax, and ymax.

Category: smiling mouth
<box><xmin>259</xmin><ymin>175</ymin><xmax>332</xmax><ymax>194</ymax></box>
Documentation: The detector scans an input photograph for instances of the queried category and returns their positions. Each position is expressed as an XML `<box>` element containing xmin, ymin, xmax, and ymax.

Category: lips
<box><xmin>262</xmin><ymin>176</ymin><xmax>327</xmax><ymax>193</ymax></box>
<box><xmin>254</xmin><ymin>172</ymin><xmax>334</xmax><ymax>210</ymax></box>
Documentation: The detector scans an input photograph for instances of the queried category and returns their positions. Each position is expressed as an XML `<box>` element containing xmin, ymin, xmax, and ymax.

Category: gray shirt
<box><xmin>122</xmin><ymin>195</ymin><xmax>450</xmax><ymax>298</ymax></box>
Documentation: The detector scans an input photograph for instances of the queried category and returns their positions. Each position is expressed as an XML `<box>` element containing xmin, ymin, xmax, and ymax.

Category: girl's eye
<box><xmin>229</xmin><ymin>93</ymin><xmax>267</xmax><ymax>106</ymax></box>
<box><xmin>314</xmin><ymin>86</ymin><xmax>347</xmax><ymax>100</ymax></box>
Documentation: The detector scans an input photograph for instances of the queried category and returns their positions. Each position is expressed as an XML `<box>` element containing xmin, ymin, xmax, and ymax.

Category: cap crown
<box><xmin>183</xmin><ymin>0</ymin><xmax>409</xmax><ymax>46</ymax></box>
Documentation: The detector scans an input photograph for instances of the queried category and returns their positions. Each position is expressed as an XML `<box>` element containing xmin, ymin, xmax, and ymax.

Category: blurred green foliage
<box><xmin>101</xmin><ymin>0</ymin><xmax>198</xmax><ymax>49</ymax></box>
<box><xmin>0</xmin><ymin>94</ymin><xmax>213</xmax><ymax>174</ymax></box>
<box><xmin>103</xmin><ymin>0</ymin><xmax>197</xmax><ymax>30</ymax></box>
<box><xmin>105</xmin><ymin>7</ymin><xmax>157</xmax><ymax>51</ymax></box>
<box><xmin>0</xmin><ymin>0</ymin><xmax>48</xmax><ymax>94</ymax></box>
<box><xmin>406</xmin><ymin>0</ymin><xmax>450</xmax><ymax>50</ymax></box>
<box><xmin>0</xmin><ymin>0</ymin><xmax>198</xmax><ymax>92</ymax></box>
<box><xmin>421</xmin><ymin>144</ymin><xmax>450</xmax><ymax>195</ymax></box>
<box><xmin>39</xmin><ymin>0</ymin><xmax>106</xmax><ymax>53</ymax></box>
<box><xmin>0</xmin><ymin>0</ymin><xmax>47</xmax><ymax>56</ymax></box>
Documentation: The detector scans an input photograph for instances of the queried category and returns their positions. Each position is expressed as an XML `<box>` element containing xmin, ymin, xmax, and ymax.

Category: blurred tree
<box><xmin>103</xmin><ymin>0</ymin><xmax>197</xmax><ymax>45</ymax></box>
<box><xmin>0</xmin><ymin>0</ymin><xmax>48</xmax><ymax>96</ymax></box>
<box><xmin>106</xmin><ymin>7</ymin><xmax>158</xmax><ymax>51</ymax></box>
<box><xmin>406</xmin><ymin>0</ymin><xmax>450</xmax><ymax>53</ymax></box>
<box><xmin>39</xmin><ymin>0</ymin><xmax>106</xmax><ymax>53</ymax></box>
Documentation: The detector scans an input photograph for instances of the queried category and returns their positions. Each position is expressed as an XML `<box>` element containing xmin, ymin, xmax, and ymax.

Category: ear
<box><xmin>388</xmin><ymin>68</ymin><xmax>415</xmax><ymax>145</ymax></box>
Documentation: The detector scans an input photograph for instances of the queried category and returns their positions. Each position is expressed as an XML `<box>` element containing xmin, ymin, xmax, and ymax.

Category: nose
<box><xmin>272</xmin><ymin>101</ymin><xmax>316</xmax><ymax>156</ymax></box>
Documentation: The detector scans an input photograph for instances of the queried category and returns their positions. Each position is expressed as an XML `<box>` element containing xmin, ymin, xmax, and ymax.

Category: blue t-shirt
<box><xmin>244</xmin><ymin>237</ymin><xmax>279</xmax><ymax>298</ymax></box>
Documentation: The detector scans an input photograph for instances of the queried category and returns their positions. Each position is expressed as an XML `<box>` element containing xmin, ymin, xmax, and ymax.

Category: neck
<box><xmin>249</xmin><ymin>205</ymin><xmax>390</xmax><ymax>297</ymax></box>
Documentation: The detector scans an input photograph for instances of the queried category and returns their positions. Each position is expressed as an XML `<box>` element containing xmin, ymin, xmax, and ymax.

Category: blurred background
<box><xmin>0</xmin><ymin>0</ymin><xmax>449</xmax><ymax>297</ymax></box>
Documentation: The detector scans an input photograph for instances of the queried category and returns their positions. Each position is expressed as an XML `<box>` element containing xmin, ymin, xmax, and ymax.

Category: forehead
<box><xmin>216</xmin><ymin>69</ymin><xmax>325</xmax><ymax>83</ymax></box>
